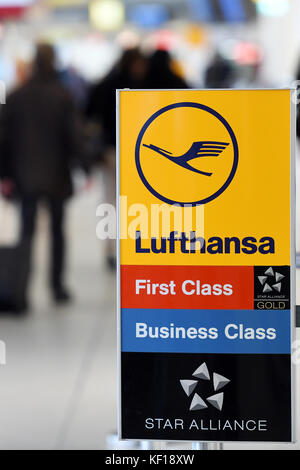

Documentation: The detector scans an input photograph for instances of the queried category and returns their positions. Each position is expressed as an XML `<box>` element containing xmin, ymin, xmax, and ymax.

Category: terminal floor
<box><xmin>0</xmin><ymin>167</ymin><xmax>298</xmax><ymax>451</ymax></box>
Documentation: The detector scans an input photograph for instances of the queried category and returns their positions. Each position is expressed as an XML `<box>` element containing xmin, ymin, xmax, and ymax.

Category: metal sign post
<box><xmin>117</xmin><ymin>89</ymin><xmax>295</xmax><ymax>446</ymax></box>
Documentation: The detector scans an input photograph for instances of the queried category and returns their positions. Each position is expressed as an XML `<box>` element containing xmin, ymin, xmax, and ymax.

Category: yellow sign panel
<box><xmin>119</xmin><ymin>89</ymin><xmax>291</xmax><ymax>266</ymax></box>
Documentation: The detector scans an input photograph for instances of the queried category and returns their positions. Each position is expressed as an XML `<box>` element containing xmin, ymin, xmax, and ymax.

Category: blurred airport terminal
<box><xmin>0</xmin><ymin>0</ymin><xmax>300</xmax><ymax>450</ymax></box>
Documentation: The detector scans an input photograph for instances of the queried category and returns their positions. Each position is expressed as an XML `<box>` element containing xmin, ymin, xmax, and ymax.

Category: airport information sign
<box><xmin>117</xmin><ymin>89</ymin><xmax>295</xmax><ymax>442</ymax></box>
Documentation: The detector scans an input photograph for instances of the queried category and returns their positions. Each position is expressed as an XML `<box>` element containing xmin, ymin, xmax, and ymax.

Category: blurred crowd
<box><xmin>0</xmin><ymin>43</ymin><xmax>189</xmax><ymax>313</ymax></box>
<box><xmin>0</xmin><ymin>40</ymin><xmax>284</xmax><ymax>313</ymax></box>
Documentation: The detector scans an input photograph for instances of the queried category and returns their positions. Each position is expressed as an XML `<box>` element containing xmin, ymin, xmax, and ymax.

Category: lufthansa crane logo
<box><xmin>135</xmin><ymin>102</ymin><xmax>239</xmax><ymax>206</ymax></box>
<box><xmin>143</xmin><ymin>141</ymin><xmax>230</xmax><ymax>177</ymax></box>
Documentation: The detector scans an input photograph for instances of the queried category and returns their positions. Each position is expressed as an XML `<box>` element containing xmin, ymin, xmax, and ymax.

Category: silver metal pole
<box><xmin>192</xmin><ymin>442</ymin><xmax>223</xmax><ymax>450</ymax></box>
<box><xmin>140</xmin><ymin>441</ymin><xmax>167</xmax><ymax>450</ymax></box>
<box><xmin>192</xmin><ymin>442</ymin><xmax>209</xmax><ymax>450</ymax></box>
<box><xmin>212</xmin><ymin>442</ymin><xmax>224</xmax><ymax>450</ymax></box>
<box><xmin>141</xmin><ymin>440</ymin><xmax>223</xmax><ymax>450</ymax></box>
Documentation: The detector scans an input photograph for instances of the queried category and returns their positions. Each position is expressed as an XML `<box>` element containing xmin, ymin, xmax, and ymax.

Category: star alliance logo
<box><xmin>180</xmin><ymin>362</ymin><xmax>230</xmax><ymax>412</ymax></box>
<box><xmin>254</xmin><ymin>265</ymin><xmax>290</xmax><ymax>310</ymax></box>
<box><xmin>257</xmin><ymin>267</ymin><xmax>285</xmax><ymax>294</ymax></box>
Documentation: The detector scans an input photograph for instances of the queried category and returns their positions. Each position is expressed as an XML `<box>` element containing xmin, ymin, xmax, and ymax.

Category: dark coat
<box><xmin>144</xmin><ymin>50</ymin><xmax>189</xmax><ymax>91</ymax></box>
<box><xmin>86</xmin><ymin>68</ymin><xmax>148</xmax><ymax>148</ymax></box>
<box><xmin>0</xmin><ymin>73</ymin><xmax>85</xmax><ymax>199</ymax></box>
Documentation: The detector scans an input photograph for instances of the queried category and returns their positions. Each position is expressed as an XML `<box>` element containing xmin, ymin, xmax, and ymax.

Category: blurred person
<box><xmin>144</xmin><ymin>49</ymin><xmax>188</xmax><ymax>89</ymax></box>
<box><xmin>204</xmin><ymin>51</ymin><xmax>235</xmax><ymax>89</ymax></box>
<box><xmin>15</xmin><ymin>59</ymin><xmax>32</xmax><ymax>87</ymax></box>
<box><xmin>0</xmin><ymin>43</ymin><xmax>89</xmax><ymax>310</ymax></box>
<box><xmin>232</xmin><ymin>42</ymin><xmax>266</xmax><ymax>89</ymax></box>
<box><xmin>86</xmin><ymin>47</ymin><xmax>148</xmax><ymax>269</ymax></box>
<box><xmin>86</xmin><ymin>47</ymin><xmax>148</xmax><ymax>150</ymax></box>
<box><xmin>59</xmin><ymin>65</ymin><xmax>88</xmax><ymax>111</ymax></box>
<box><xmin>233</xmin><ymin>63</ymin><xmax>266</xmax><ymax>89</ymax></box>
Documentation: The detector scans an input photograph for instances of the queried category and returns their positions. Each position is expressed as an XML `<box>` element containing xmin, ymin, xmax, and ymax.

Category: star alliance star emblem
<box><xmin>257</xmin><ymin>267</ymin><xmax>285</xmax><ymax>293</ymax></box>
<box><xmin>180</xmin><ymin>362</ymin><xmax>230</xmax><ymax>411</ymax></box>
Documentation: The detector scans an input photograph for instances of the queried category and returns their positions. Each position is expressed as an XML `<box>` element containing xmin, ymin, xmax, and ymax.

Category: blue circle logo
<box><xmin>135</xmin><ymin>102</ymin><xmax>239</xmax><ymax>206</ymax></box>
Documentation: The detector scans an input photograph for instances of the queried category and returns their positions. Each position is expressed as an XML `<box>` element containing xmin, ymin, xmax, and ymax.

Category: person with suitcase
<box><xmin>0</xmin><ymin>43</ymin><xmax>88</xmax><ymax>311</ymax></box>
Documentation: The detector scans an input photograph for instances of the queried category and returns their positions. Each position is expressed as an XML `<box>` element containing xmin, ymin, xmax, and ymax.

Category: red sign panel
<box><xmin>121</xmin><ymin>265</ymin><xmax>254</xmax><ymax>310</ymax></box>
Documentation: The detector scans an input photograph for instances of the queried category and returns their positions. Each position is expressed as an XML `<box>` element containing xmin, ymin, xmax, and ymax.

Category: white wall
<box><xmin>256</xmin><ymin>0</ymin><xmax>300</xmax><ymax>85</ymax></box>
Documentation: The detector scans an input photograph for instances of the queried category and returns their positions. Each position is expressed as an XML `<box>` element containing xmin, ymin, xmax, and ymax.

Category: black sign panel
<box><xmin>121</xmin><ymin>352</ymin><xmax>291</xmax><ymax>442</ymax></box>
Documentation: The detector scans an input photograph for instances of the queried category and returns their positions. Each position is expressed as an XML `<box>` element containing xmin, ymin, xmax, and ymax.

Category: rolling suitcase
<box><xmin>0</xmin><ymin>200</ymin><xmax>30</xmax><ymax>312</ymax></box>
